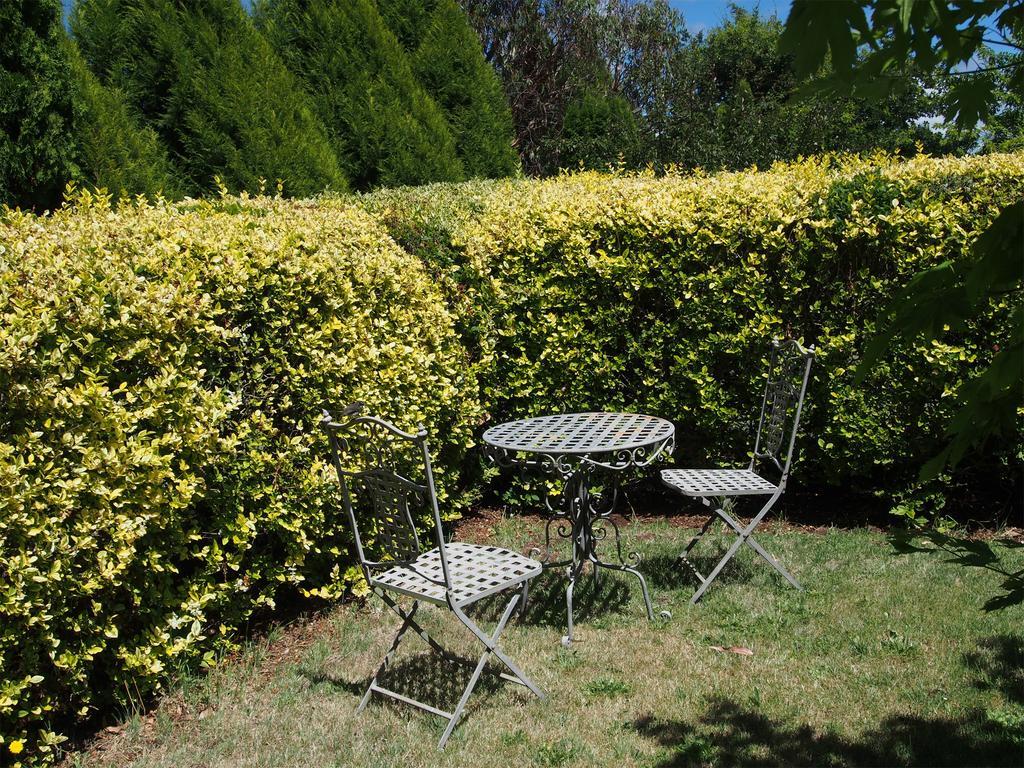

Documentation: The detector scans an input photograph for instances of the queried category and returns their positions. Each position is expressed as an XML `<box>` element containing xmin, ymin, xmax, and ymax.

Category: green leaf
<box><xmin>965</xmin><ymin>200</ymin><xmax>1024</xmax><ymax>303</ymax></box>
<box><xmin>854</xmin><ymin>261</ymin><xmax>968</xmax><ymax>382</ymax></box>
<box><xmin>898</xmin><ymin>0</ymin><xmax>915</xmax><ymax>32</ymax></box>
<box><xmin>781</xmin><ymin>0</ymin><xmax>870</xmax><ymax>78</ymax></box>
<box><xmin>948</xmin><ymin>75</ymin><xmax>996</xmax><ymax>128</ymax></box>
<box><xmin>921</xmin><ymin>313</ymin><xmax>1024</xmax><ymax>479</ymax></box>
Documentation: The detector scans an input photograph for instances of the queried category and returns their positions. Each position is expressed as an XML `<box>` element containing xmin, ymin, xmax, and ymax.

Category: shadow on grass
<box><xmin>640</xmin><ymin>550</ymin><xmax>757</xmax><ymax>591</ymax></box>
<box><xmin>298</xmin><ymin>586</ymin><xmax>589</xmax><ymax>733</ymax></box>
<box><xmin>631</xmin><ymin>633</ymin><xmax>1024</xmax><ymax>767</ymax></box>
<box><xmin>963</xmin><ymin>634</ymin><xmax>1024</xmax><ymax>705</ymax></box>
<box><xmin>890</xmin><ymin>530</ymin><xmax>1024</xmax><ymax>611</ymax></box>
<box><xmin>461</xmin><ymin>568</ymin><xmax>634</xmax><ymax>628</ymax></box>
<box><xmin>301</xmin><ymin>645</ymin><xmax>510</xmax><ymax>733</ymax></box>
<box><xmin>517</xmin><ymin>567</ymin><xmax>632</xmax><ymax>628</ymax></box>
<box><xmin>631</xmin><ymin>695</ymin><xmax>1023</xmax><ymax>767</ymax></box>
<box><xmin>298</xmin><ymin>574</ymin><xmax>637</xmax><ymax>730</ymax></box>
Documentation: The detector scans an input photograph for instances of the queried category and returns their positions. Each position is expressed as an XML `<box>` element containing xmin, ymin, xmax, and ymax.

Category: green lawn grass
<box><xmin>67</xmin><ymin>516</ymin><xmax>1024</xmax><ymax>767</ymax></box>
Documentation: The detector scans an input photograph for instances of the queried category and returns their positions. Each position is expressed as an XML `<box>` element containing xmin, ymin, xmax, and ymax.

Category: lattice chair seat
<box><xmin>372</xmin><ymin>543</ymin><xmax>542</xmax><ymax>607</ymax></box>
<box><xmin>661</xmin><ymin>468</ymin><xmax>778</xmax><ymax>497</ymax></box>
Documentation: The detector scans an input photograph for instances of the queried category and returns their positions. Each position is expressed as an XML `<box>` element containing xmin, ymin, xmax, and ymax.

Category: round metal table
<box><xmin>482</xmin><ymin>412</ymin><xmax>675</xmax><ymax>644</ymax></box>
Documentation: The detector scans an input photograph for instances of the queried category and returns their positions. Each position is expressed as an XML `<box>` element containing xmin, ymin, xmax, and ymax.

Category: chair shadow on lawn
<box><xmin>640</xmin><ymin>550</ymin><xmax>757</xmax><ymax>592</ymax></box>
<box><xmin>631</xmin><ymin>633</ymin><xmax>1024</xmax><ymax>767</ymax></box>
<box><xmin>322</xmin><ymin>650</ymin><xmax>505</xmax><ymax>713</ymax></box>
<box><xmin>297</xmin><ymin>574</ymin><xmax>636</xmax><ymax>733</ymax></box>
<box><xmin>300</xmin><ymin>631</ymin><xmax>510</xmax><ymax>736</ymax></box>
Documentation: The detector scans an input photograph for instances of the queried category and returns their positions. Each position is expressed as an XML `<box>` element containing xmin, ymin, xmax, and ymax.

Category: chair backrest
<box><xmin>749</xmin><ymin>338</ymin><xmax>815</xmax><ymax>485</ymax></box>
<box><xmin>320</xmin><ymin>403</ymin><xmax>450</xmax><ymax>588</ymax></box>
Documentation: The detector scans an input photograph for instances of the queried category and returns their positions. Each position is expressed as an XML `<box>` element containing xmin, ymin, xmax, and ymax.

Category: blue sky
<box><xmin>671</xmin><ymin>0</ymin><xmax>793</xmax><ymax>33</ymax></box>
<box><xmin>61</xmin><ymin>1</ymin><xmax>791</xmax><ymax>34</ymax></box>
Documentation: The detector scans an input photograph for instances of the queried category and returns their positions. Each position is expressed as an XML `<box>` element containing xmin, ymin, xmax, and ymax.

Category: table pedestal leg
<box><xmin>560</xmin><ymin>468</ymin><xmax>662</xmax><ymax>646</ymax></box>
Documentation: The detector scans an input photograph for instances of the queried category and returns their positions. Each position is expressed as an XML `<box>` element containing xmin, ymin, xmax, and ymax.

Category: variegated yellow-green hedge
<box><xmin>0</xmin><ymin>190</ymin><xmax>480</xmax><ymax>763</ymax></box>
<box><xmin>366</xmin><ymin>152</ymin><xmax>1024</xmax><ymax>508</ymax></box>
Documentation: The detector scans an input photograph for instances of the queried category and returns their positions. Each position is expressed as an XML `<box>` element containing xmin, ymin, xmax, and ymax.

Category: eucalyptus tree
<box><xmin>660</xmin><ymin>7</ymin><xmax>969</xmax><ymax>172</ymax></box>
<box><xmin>980</xmin><ymin>26</ymin><xmax>1024</xmax><ymax>152</ymax></box>
<box><xmin>461</xmin><ymin>0</ymin><xmax>685</xmax><ymax>174</ymax></box>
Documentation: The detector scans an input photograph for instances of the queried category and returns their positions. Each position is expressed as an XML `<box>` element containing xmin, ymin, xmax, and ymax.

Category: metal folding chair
<box><xmin>661</xmin><ymin>339</ymin><xmax>815</xmax><ymax>603</ymax></box>
<box><xmin>320</xmin><ymin>403</ymin><xmax>545</xmax><ymax>749</ymax></box>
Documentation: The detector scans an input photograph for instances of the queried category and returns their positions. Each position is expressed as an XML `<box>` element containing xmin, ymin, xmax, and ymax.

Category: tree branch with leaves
<box><xmin>782</xmin><ymin>0</ymin><xmax>1023</xmax><ymax>483</ymax></box>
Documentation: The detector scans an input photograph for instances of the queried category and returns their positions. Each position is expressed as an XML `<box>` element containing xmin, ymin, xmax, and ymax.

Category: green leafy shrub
<box><xmin>0</xmin><ymin>0</ymin><xmax>79</xmax><ymax>211</ymax></box>
<box><xmin>365</xmin><ymin>152</ymin><xmax>1024</xmax><ymax>507</ymax></box>
<box><xmin>358</xmin><ymin>178</ymin><xmax>516</xmax><ymax>364</ymax></box>
<box><xmin>3</xmin><ymin>151</ymin><xmax>1021</xmax><ymax>763</ymax></box>
<box><xmin>0</xmin><ymin>190</ymin><xmax>479</xmax><ymax>763</ymax></box>
<box><xmin>560</xmin><ymin>89</ymin><xmax>644</xmax><ymax>171</ymax></box>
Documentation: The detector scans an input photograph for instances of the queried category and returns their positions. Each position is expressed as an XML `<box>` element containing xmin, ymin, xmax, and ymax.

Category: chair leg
<box><xmin>681</xmin><ymin>510</ymin><xmax>717</xmax><ymax>559</ymax></box>
<box><xmin>449</xmin><ymin>595</ymin><xmax>545</xmax><ymax>700</ymax></box>
<box><xmin>691</xmin><ymin>493</ymin><xmax>800</xmax><ymax>603</ymax></box>
<box><xmin>691</xmin><ymin>533</ymin><xmax>746</xmax><ymax>604</ymax></box>
<box><xmin>677</xmin><ymin>495</ymin><xmax>718</xmax><ymax>564</ymax></box>
<box><xmin>717</xmin><ymin>507</ymin><xmax>803</xmax><ymax>591</ymax></box>
<box><xmin>438</xmin><ymin>643</ymin><xmax>490</xmax><ymax>749</ymax></box>
<box><xmin>363</xmin><ymin>592</ymin><xmax>479</xmax><ymax>718</ymax></box>
<box><xmin>442</xmin><ymin>593</ymin><xmax>545</xmax><ymax>749</ymax></box>
<box><xmin>677</xmin><ymin>512</ymin><xmax>716</xmax><ymax>584</ymax></box>
<box><xmin>374</xmin><ymin>590</ymin><xmax>454</xmax><ymax>660</ymax></box>
<box><xmin>377</xmin><ymin>588</ymin><xmax>535</xmax><ymax>688</ymax></box>
<box><xmin>745</xmin><ymin>535</ymin><xmax>802</xmax><ymax>590</ymax></box>
<box><xmin>358</xmin><ymin>598</ymin><xmax>419</xmax><ymax>712</ymax></box>
<box><xmin>359</xmin><ymin>588</ymin><xmax>544</xmax><ymax>750</ymax></box>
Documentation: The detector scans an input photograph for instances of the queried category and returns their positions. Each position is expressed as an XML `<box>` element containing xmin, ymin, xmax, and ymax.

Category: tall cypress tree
<box><xmin>378</xmin><ymin>0</ymin><xmax>518</xmax><ymax>179</ymax></box>
<box><xmin>72</xmin><ymin>0</ymin><xmax>347</xmax><ymax>197</ymax></box>
<box><xmin>258</xmin><ymin>0</ymin><xmax>464</xmax><ymax>190</ymax></box>
<box><xmin>0</xmin><ymin>0</ymin><xmax>79</xmax><ymax>210</ymax></box>
<box><xmin>66</xmin><ymin>38</ymin><xmax>180</xmax><ymax>199</ymax></box>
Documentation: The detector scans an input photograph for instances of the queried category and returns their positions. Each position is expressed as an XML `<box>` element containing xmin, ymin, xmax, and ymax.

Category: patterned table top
<box><xmin>482</xmin><ymin>412</ymin><xmax>674</xmax><ymax>456</ymax></box>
